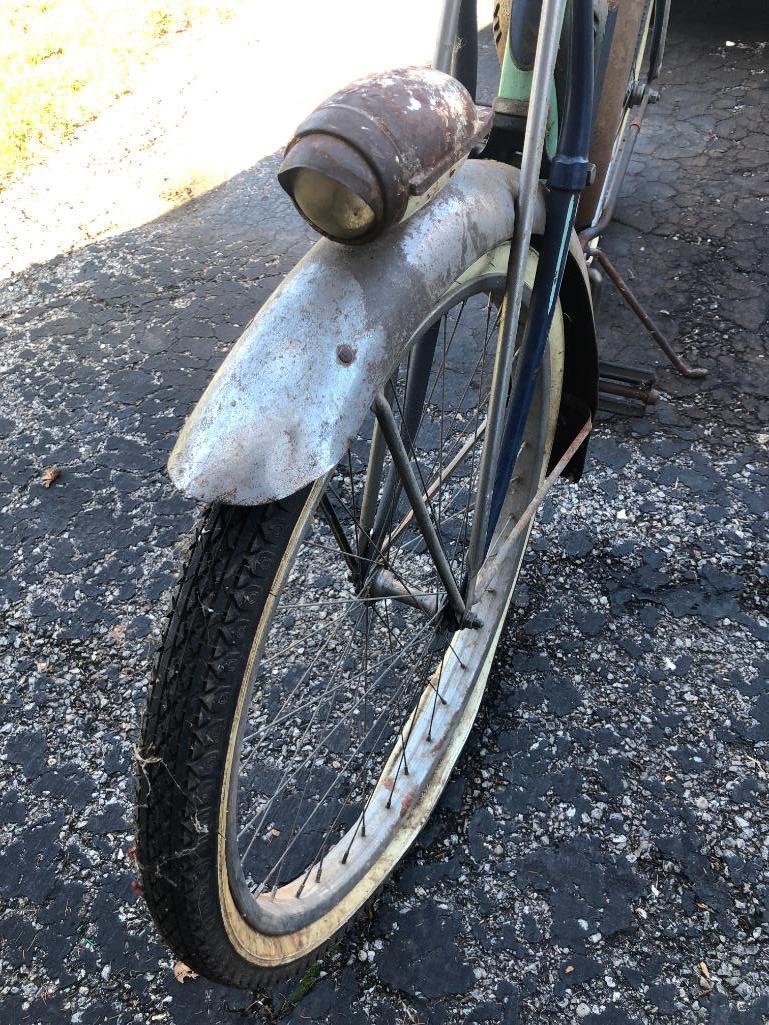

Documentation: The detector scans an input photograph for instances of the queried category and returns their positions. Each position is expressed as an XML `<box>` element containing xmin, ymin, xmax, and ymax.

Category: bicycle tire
<box><xmin>136</xmin><ymin>243</ymin><xmax>565</xmax><ymax>989</ymax></box>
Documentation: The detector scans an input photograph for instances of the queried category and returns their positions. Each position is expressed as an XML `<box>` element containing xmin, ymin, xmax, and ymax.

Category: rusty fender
<box><xmin>168</xmin><ymin>159</ymin><xmax>597</xmax><ymax>506</ymax></box>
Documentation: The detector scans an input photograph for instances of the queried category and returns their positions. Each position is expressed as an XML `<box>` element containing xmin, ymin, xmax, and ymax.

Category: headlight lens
<box><xmin>278</xmin><ymin>135</ymin><xmax>384</xmax><ymax>244</ymax></box>
<box><xmin>290</xmin><ymin>168</ymin><xmax>375</xmax><ymax>241</ymax></box>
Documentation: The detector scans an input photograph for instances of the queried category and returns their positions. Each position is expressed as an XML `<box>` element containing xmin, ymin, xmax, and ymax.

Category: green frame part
<box><xmin>497</xmin><ymin>25</ymin><xmax>560</xmax><ymax>157</ymax></box>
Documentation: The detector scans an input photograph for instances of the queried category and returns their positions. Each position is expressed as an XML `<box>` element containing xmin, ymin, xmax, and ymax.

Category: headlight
<box><xmin>278</xmin><ymin>68</ymin><xmax>488</xmax><ymax>245</ymax></box>
<box><xmin>291</xmin><ymin>170</ymin><xmax>376</xmax><ymax>241</ymax></box>
<box><xmin>278</xmin><ymin>135</ymin><xmax>382</xmax><ymax>243</ymax></box>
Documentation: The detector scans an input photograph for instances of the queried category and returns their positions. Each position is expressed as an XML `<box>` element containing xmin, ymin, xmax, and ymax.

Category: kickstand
<box><xmin>591</xmin><ymin>247</ymin><xmax>708</xmax><ymax>380</ymax></box>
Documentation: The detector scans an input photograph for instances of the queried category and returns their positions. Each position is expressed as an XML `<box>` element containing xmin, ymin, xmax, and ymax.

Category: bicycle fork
<box><xmin>465</xmin><ymin>0</ymin><xmax>596</xmax><ymax>607</ymax></box>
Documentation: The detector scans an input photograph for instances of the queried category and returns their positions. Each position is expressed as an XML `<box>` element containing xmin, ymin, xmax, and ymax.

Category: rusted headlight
<box><xmin>280</xmin><ymin>135</ymin><xmax>381</xmax><ymax>242</ymax></box>
<box><xmin>278</xmin><ymin>67</ymin><xmax>488</xmax><ymax>244</ymax></box>
<box><xmin>290</xmin><ymin>169</ymin><xmax>376</xmax><ymax>241</ymax></box>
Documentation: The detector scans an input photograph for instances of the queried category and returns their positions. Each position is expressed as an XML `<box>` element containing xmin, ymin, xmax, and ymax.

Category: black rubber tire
<box><xmin>134</xmin><ymin>246</ymin><xmax>564</xmax><ymax>991</ymax></box>
<box><xmin>135</xmin><ymin>492</ymin><xmax>323</xmax><ymax>990</ymax></box>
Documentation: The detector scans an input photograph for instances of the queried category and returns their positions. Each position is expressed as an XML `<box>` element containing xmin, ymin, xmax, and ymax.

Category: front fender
<box><xmin>168</xmin><ymin>160</ymin><xmax>595</xmax><ymax>505</ymax></box>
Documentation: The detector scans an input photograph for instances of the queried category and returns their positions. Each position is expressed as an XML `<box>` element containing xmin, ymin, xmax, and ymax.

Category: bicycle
<box><xmin>136</xmin><ymin>0</ymin><xmax>676</xmax><ymax>989</ymax></box>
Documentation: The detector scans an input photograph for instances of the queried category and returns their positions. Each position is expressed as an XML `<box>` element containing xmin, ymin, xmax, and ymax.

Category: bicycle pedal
<box><xmin>598</xmin><ymin>360</ymin><xmax>658</xmax><ymax>417</ymax></box>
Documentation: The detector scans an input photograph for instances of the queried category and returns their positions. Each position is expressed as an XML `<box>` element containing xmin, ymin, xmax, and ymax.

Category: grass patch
<box><xmin>283</xmin><ymin>960</ymin><xmax>322</xmax><ymax>1011</ymax></box>
<box><xmin>278</xmin><ymin>943</ymin><xmax>343</xmax><ymax>1016</ymax></box>
<box><xmin>0</xmin><ymin>1</ymin><xmax>237</xmax><ymax>188</ymax></box>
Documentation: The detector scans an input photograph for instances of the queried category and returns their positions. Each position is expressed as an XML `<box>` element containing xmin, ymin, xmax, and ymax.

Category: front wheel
<box><xmin>135</xmin><ymin>243</ymin><xmax>565</xmax><ymax>989</ymax></box>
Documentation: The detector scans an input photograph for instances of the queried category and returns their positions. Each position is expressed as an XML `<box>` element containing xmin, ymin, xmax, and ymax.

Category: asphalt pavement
<box><xmin>0</xmin><ymin>2</ymin><xmax>767</xmax><ymax>1023</ymax></box>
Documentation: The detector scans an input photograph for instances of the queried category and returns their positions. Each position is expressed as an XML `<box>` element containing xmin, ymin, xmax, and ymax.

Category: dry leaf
<box><xmin>107</xmin><ymin>623</ymin><xmax>127</xmax><ymax>645</ymax></box>
<box><xmin>565</xmin><ymin>965</ymin><xmax>574</xmax><ymax>974</ymax></box>
<box><xmin>699</xmin><ymin>961</ymin><xmax>710</xmax><ymax>979</ymax></box>
<box><xmin>41</xmin><ymin>467</ymin><xmax>60</xmax><ymax>487</ymax></box>
<box><xmin>268</xmin><ymin>827</ymin><xmax>281</xmax><ymax>841</ymax></box>
<box><xmin>173</xmin><ymin>961</ymin><xmax>198</xmax><ymax>983</ymax></box>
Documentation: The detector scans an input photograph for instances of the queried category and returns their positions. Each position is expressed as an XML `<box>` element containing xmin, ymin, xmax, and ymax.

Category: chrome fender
<box><xmin>168</xmin><ymin>160</ymin><xmax>594</xmax><ymax>505</ymax></box>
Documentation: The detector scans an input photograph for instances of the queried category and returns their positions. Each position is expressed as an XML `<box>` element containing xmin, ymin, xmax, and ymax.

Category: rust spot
<box><xmin>400</xmin><ymin>789</ymin><xmax>416</xmax><ymax>818</ymax></box>
<box><xmin>336</xmin><ymin>343</ymin><xmax>356</xmax><ymax>366</ymax></box>
<box><xmin>384</xmin><ymin>775</ymin><xmax>396</xmax><ymax>791</ymax></box>
<box><xmin>432</xmin><ymin>732</ymin><xmax>447</xmax><ymax>752</ymax></box>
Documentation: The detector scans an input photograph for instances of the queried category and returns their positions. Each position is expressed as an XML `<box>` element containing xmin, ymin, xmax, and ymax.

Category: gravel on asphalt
<box><xmin>1</xmin><ymin>2</ymin><xmax>767</xmax><ymax>1023</ymax></box>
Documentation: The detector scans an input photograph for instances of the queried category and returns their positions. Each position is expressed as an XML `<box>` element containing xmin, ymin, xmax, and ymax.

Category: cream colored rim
<box><xmin>216</xmin><ymin>247</ymin><xmax>565</xmax><ymax>969</ymax></box>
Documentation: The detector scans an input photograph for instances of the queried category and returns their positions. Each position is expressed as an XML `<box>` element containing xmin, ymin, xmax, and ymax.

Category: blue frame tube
<box><xmin>486</xmin><ymin>0</ymin><xmax>595</xmax><ymax>546</ymax></box>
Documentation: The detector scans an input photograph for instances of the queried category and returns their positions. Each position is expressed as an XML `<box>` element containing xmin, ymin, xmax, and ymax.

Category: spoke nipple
<box><xmin>341</xmin><ymin>852</ymin><xmax>349</xmax><ymax>865</ymax></box>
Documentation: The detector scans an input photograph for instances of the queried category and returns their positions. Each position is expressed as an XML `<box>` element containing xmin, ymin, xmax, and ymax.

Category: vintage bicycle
<box><xmin>136</xmin><ymin>0</ymin><xmax>699</xmax><ymax>988</ymax></box>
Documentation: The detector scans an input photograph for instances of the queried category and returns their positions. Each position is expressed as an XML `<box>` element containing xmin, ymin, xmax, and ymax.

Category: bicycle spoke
<box><xmin>230</xmin><ymin>272</ymin><xmax>552</xmax><ymax>921</ymax></box>
<box><xmin>248</xmin><ymin>616</ymin><xmax>441</xmax><ymax>894</ymax></box>
<box><xmin>239</xmin><ymin>613</ymin><xmax>438</xmax><ymax>851</ymax></box>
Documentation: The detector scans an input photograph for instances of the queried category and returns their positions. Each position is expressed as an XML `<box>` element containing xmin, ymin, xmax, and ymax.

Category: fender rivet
<box><xmin>336</xmin><ymin>343</ymin><xmax>356</xmax><ymax>366</ymax></box>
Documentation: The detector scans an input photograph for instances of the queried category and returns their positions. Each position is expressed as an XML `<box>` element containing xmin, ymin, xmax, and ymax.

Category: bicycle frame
<box><xmin>465</xmin><ymin>0</ymin><xmax>572</xmax><ymax>590</ymax></box>
<box><xmin>408</xmin><ymin>0</ymin><xmax>594</xmax><ymax>600</ymax></box>
<box><xmin>406</xmin><ymin>0</ymin><xmax>667</xmax><ymax>593</ymax></box>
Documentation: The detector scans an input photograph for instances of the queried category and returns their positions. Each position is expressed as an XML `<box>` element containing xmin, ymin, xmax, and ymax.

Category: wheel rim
<box><xmin>219</xmin><ymin>246</ymin><xmax>563</xmax><ymax>950</ymax></box>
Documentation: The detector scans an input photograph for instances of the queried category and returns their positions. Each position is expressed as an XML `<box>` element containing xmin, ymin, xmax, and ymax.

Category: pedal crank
<box><xmin>598</xmin><ymin>360</ymin><xmax>658</xmax><ymax>416</ymax></box>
